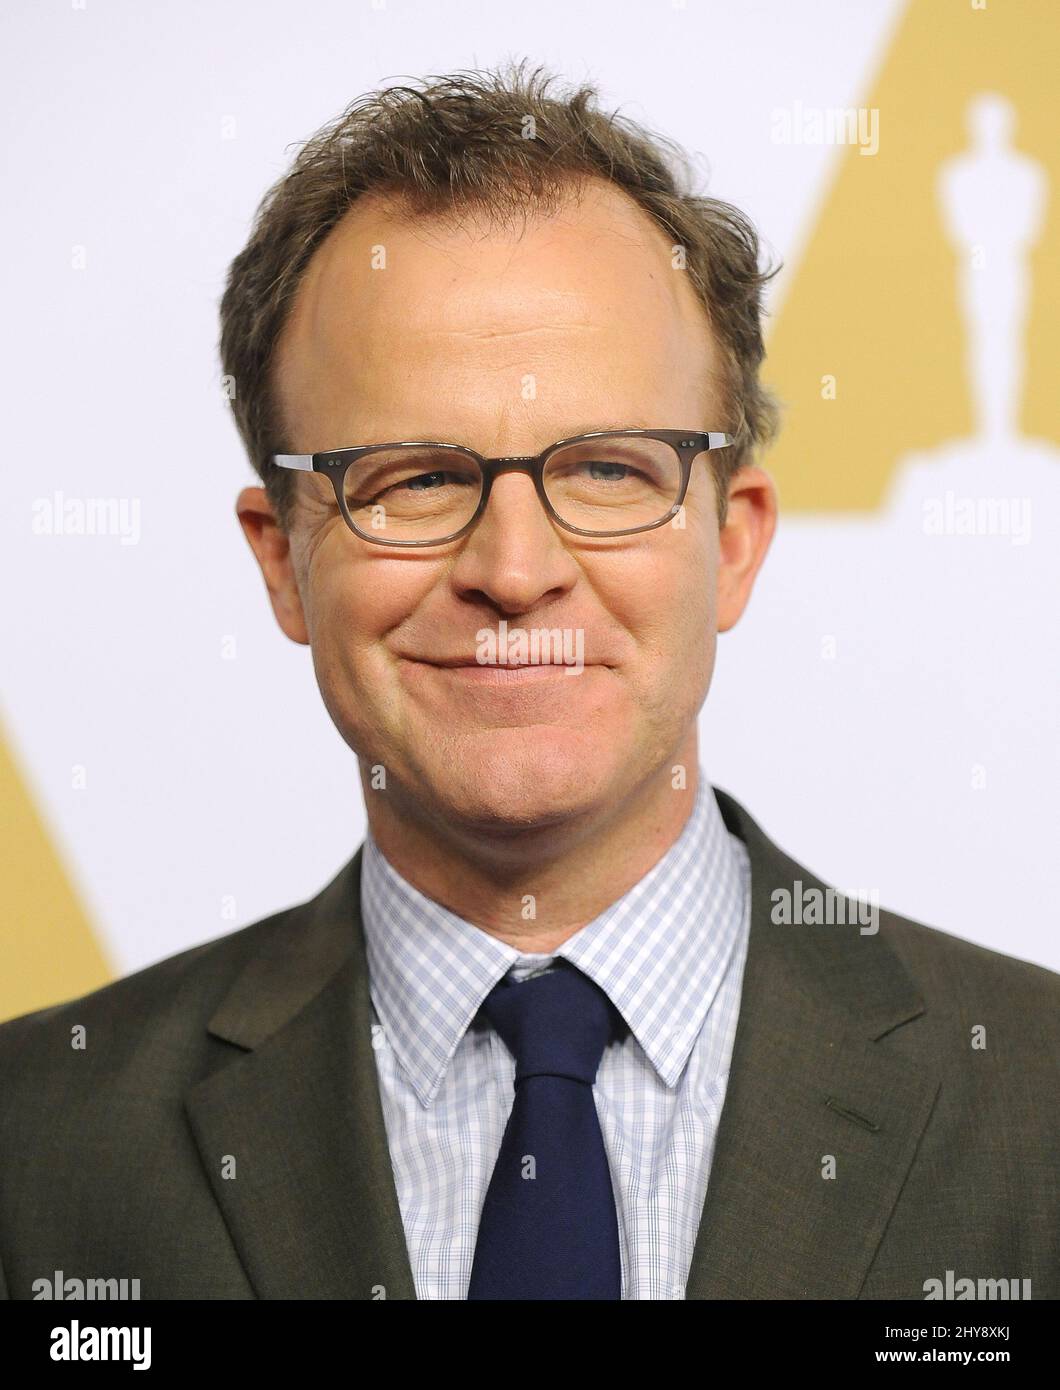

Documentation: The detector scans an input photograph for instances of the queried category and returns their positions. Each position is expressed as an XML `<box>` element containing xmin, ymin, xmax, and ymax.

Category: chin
<box><xmin>421</xmin><ymin>727</ymin><xmax>623</xmax><ymax>834</ymax></box>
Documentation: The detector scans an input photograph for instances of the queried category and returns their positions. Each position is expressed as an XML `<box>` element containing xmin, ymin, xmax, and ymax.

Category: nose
<box><xmin>448</xmin><ymin>467</ymin><xmax>578</xmax><ymax>615</ymax></box>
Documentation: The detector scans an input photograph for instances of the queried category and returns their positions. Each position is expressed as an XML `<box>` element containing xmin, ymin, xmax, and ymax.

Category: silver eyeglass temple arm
<box><xmin>273</xmin><ymin>454</ymin><xmax>315</xmax><ymax>471</ymax></box>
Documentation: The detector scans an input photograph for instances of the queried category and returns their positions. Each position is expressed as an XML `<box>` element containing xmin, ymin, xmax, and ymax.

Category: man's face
<box><xmin>241</xmin><ymin>179</ymin><xmax>774</xmax><ymax>837</ymax></box>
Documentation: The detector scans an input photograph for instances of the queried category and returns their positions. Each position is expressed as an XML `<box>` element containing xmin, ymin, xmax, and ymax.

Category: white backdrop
<box><xmin>3</xmin><ymin>0</ymin><xmax>1056</xmax><ymax>983</ymax></box>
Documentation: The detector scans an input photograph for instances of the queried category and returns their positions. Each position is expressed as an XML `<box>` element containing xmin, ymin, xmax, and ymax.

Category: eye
<box><xmin>582</xmin><ymin>460</ymin><xmax>635</xmax><ymax>482</ymax></box>
<box><xmin>402</xmin><ymin>470</ymin><xmax>465</xmax><ymax>493</ymax></box>
<box><xmin>344</xmin><ymin>451</ymin><xmax>481</xmax><ymax>510</ymax></box>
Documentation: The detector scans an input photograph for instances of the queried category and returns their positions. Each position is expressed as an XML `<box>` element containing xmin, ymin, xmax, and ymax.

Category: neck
<box><xmin>361</xmin><ymin>731</ymin><xmax>702</xmax><ymax>953</ymax></box>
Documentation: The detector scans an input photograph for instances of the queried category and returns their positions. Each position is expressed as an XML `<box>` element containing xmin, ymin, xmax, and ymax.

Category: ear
<box><xmin>716</xmin><ymin>465</ymin><xmax>778</xmax><ymax>633</ymax></box>
<box><xmin>235</xmin><ymin>486</ymin><xmax>310</xmax><ymax>645</ymax></box>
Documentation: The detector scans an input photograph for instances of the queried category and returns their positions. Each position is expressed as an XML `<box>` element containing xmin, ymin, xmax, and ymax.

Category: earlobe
<box><xmin>235</xmin><ymin>486</ymin><xmax>310</xmax><ymax>646</ymax></box>
<box><xmin>715</xmin><ymin>466</ymin><xmax>778</xmax><ymax>633</ymax></box>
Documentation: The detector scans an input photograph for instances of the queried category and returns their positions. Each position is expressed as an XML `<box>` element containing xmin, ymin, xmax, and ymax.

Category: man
<box><xmin>1</xmin><ymin>64</ymin><xmax>1057</xmax><ymax>1301</ymax></box>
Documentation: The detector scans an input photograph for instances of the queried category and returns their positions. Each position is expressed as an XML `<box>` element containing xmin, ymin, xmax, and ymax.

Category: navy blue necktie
<box><xmin>467</xmin><ymin>958</ymin><xmax>622</xmax><ymax>1300</ymax></box>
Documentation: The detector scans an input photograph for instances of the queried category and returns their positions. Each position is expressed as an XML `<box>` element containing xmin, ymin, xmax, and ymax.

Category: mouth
<box><xmin>404</xmin><ymin>657</ymin><xmax>593</xmax><ymax>683</ymax></box>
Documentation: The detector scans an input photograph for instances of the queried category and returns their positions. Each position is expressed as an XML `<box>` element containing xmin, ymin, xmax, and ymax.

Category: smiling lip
<box><xmin>416</xmin><ymin>656</ymin><xmax>592</xmax><ymax>668</ymax></box>
<box><xmin>402</xmin><ymin>657</ymin><xmax>596</xmax><ymax>683</ymax></box>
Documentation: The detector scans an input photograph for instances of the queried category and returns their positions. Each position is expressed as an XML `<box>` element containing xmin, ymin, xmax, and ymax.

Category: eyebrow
<box><xmin>565</xmin><ymin>422</ymin><xmax>653</xmax><ymax>437</ymax></box>
<box><xmin>496</xmin><ymin>422</ymin><xmax>657</xmax><ymax>448</ymax></box>
<box><xmin>355</xmin><ymin>423</ymin><xmax>655</xmax><ymax>450</ymax></box>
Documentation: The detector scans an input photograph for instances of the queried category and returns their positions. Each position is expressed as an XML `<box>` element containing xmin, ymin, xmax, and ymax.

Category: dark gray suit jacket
<box><xmin>1</xmin><ymin>790</ymin><xmax>1057</xmax><ymax>1299</ymax></box>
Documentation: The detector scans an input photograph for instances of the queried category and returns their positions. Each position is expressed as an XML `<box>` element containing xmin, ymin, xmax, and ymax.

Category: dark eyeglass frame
<box><xmin>272</xmin><ymin>427</ymin><xmax>733</xmax><ymax>547</ymax></box>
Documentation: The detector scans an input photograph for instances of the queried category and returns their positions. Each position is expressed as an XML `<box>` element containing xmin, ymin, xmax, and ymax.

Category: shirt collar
<box><xmin>360</xmin><ymin>775</ymin><xmax>747</xmax><ymax>1106</ymax></box>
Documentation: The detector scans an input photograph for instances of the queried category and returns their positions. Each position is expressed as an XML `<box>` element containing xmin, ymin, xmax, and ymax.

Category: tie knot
<box><xmin>479</xmin><ymin>960</ymin><xmax>617</xmax><ymax>1086</ymax></box>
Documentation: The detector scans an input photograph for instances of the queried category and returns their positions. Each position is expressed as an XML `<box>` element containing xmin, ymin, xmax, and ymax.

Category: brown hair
<box><xmin>219</xmin><ymin>60</ymin><xmax>781</xmax><ymax>529</ymax></box>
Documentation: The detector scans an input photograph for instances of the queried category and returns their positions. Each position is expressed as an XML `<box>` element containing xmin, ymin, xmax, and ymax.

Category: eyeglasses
<box><xmin>272</xmin><ymin>428</ymin><xmax>732</xmax><ymax>547</ymax></box>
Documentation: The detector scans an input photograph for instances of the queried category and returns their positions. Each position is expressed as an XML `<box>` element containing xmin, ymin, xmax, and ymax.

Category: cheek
<box><xmin>299</xmin><ymin>548</ymin><xmax>426</xmax><ymax>729</ymax></box>
<box><xmin>304</xmin><ymin>566</ymin><xmax>418</xmax><ymax>755</ymax></box>
<box><xmin>302</xmin><ymin>528</ymin><xmax>426</xmax><ymax>651</ymax></box>
<box><xmin>316</xmin><ymin>575</ymin><xmax>394</xmax><ymax>651</ymax></box>
<box><xmin>593</xmin><ymin>530</ymin><xmax>717</xmax><ymax>675</ymax></box>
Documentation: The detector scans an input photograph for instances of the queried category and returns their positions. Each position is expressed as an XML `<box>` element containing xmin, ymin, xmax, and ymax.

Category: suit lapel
<box><xmin>685</xmin><ymin>791</ymin><xmax>940</xmax><ymax>1298</ymax></box>
<box><xmin>184</xmin><ymin>851</ymin><xmax>417</xmax><ymax>1299</ymax></box>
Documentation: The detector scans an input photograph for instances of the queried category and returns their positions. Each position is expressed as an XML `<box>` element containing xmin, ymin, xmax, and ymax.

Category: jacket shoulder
<box><xmin>879</xmin><ymin>906</ymin><xmax>1060</xmax><ymax>1024</ymax></box>
<box><xmin>0</xmin><ymin>898</ymin><xmax>306</xmax><ymax>1100</ymax></box>
<box><xmin>716</xmin><ymin>782</ymin><xmax>1060</xmax><ymax>1039</ymax></box>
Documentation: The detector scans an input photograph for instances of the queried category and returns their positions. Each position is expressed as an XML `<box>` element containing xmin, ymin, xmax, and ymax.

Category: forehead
<box><xmin>273</xmin><ymin>177</ymin><xmax>723</xmax><ymax>444</ymax></box>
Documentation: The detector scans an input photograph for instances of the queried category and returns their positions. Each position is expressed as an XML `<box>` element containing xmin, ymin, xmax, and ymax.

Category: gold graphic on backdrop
<box><xmin>0</xmin><ymin>728</ymin><xmax>111</xmax><ymax>1022</ymax></box>
<box><xmin>940</xmin><ymin>93</ymin><xmax>1047</xmax><ymax>446</ymax></box>
<box><xmin>764</xmin><ymin>0</ymin><xmax>1058</xmax><ymax>510</ymax></box>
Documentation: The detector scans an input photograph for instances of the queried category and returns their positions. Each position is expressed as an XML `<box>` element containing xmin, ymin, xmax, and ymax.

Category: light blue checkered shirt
<box><xmin>360</xmin><ymin>775</ymin><xmax>751</xmax><ymax>1299</ymax></box>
